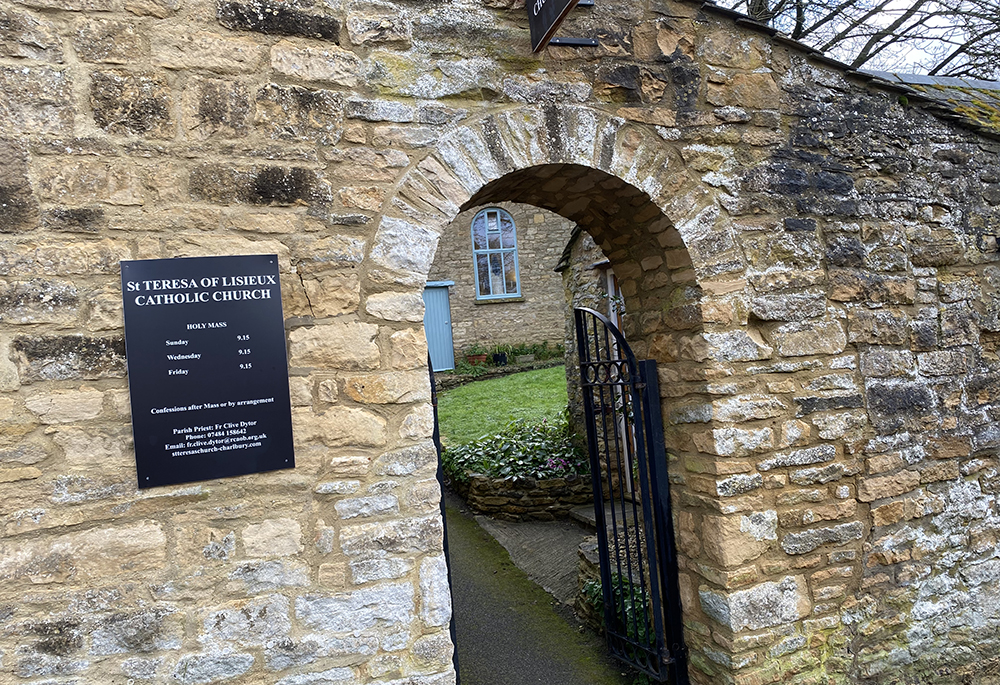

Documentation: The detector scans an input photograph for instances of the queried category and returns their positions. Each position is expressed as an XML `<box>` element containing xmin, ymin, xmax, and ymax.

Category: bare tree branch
<box><xmin>716</xmin><ymin>0</ymin><xmax>1000</xmax><ymax>80</ymax></box>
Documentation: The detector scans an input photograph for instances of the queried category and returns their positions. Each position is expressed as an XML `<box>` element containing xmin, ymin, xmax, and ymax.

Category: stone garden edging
<box><xmin>452</xmin><ymin>471</ymin><xmax>592</xmax><ymax>521</ymax></box>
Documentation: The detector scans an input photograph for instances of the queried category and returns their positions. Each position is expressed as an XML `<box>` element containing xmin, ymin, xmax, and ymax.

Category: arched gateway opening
<box><xmin>430</xmin><ymin>168</ymin><xmax>703</xmax><ymax>682</ymax></box>
<box><xmin>5</xmin><ymin>0</ymin><xmax>999</xmax><ymax>681</ymax></box>
<box><xmin>384</xmin><ymin>98</ymin><xmax>880</xmax><ymax>685</ymax></box>
<box><xmin>385</xmin><ymin>105</ymin><xmax>724</xmax><ymax>683</ymax></box>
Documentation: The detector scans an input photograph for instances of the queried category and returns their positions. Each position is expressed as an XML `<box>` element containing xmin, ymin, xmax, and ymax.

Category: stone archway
<box><xmin>370</xmin><ymin>104</ymin><xmax>753</xmax><ymax>684</ymax></box>
<box><xmin>370</xmin><ymin>103</ymin><xmax>739</xmax><ymax>356</ymax></box>
<box><xmin>4</xmin><ymin>0</ymin><xmax>998</xmax><ymax>681</ymax></box>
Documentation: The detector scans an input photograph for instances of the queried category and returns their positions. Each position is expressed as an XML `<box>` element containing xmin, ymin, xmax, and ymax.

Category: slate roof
<box><xmin>679</xmin><ymin>0</ymin><xmax>1000</xmax><ymax>139</ymax></box>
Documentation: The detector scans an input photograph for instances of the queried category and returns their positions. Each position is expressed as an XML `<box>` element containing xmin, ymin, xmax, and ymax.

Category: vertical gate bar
<box><xmin>597</xmin><ymin>325</ymin><xmax>630</xmax><ymax>653</ymax></box>
<box><xmin>618</xmin><ymin>389</ymin><xmax>651</xmax><ymax>661</ymax></box>
<box><xmin>593</xmin><ymin>315</ymin><xmax>626</xmax><ymax>647</ymax></box>
<box><xmin>601</xmin><ymin>320</ymin><xmax>636</xmax><ymax>647</ymax></box>
<box><xmin>628</xmin><ymin>363</ymin><xmax>668</xmax><ymax>675</ymax></box>
<box><xmin>603</xmin><ymin>314</ymin><xmax>652</xmax><ymax>670</ymax></box>
<box><xmin>575</xmin><ymin>310</ymin><xmax>618</xmax><ymax>642</ymax></box>
<box><xmin>639</xmin><ymin>359</ymin><xmax>690</xmax><ymax>684</ymax></box>
<box><xmin>594</xmin><ymin>314</ymin><xmax>635</xmax><ymax>661</ymax></box>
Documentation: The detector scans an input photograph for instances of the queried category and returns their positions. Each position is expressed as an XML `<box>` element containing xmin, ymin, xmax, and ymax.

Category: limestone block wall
<box><xmin>452</xmin><ymin>472</ymin><xmax>592</xmax><ymax>521</ymax></box>
<box><xmin>662</xmin><ymin>64</ymin><xmax>1000</xmax><ymax>684</ymax></box>
<box><xmin>1</xmin><ymin>0</ymin><xmax>999</xmax><ymax>682</ymax></box>
<box><xmin>427</xmin><ymin>202</ymin><xmax>574</xmax><ymax>358</ymax></box>
<box><xmin>0</xmin><ymin>0</ymin><xmax>454</xmax><ymax>682</ymax></box>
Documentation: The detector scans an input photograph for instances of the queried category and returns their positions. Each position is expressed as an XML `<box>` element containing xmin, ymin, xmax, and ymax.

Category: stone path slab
<box><xmin>474</xmin><ymin>514</ymin><xmax>591</xmax><ymax>606</ymax></box>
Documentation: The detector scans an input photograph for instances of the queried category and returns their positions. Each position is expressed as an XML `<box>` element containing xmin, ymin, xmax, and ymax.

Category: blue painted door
<box><xmin>423</xmin><ymin>284</ymin><xmax>455</xmax><ymax>371</ymax></box>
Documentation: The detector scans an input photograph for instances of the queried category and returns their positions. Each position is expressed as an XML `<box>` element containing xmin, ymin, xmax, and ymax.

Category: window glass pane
<box><xmin>500</xmin><ymin>213</ymin><xmax>516</xmax><ymax>249</ymax></box>
<box><xmin>476</xmin><ymin>254</ymin><xmax>491</xmax><ymax>296</ymax></box>
<box><xmin>472</xmin><ymin>209</ymin><xmax>520</xmax><ymax>300</ymax></box>
<box><xmin>489</xmin><ymin>253</ymin><xmax>504</xmax><ymax>295</ymax></box>
<box><xmin>472</xmin><ymin>214</ymin><xmax>487</xmax><ymax>250</ymax></box>
<box><xmin>486</xmin><ymin>211</ymin><xmax>502</xmax><ymax>248</ymax></box>
<box><xmin>503</xmin><ymin>251</ymin><xmax>518</xmax><ymax>294</ymax></box>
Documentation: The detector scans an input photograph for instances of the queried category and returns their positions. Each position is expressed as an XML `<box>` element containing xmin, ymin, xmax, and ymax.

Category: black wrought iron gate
<box><xmin>574</xmin><ymin>307</ymin><xmax>689</xmax><ymax>684</ymax></box>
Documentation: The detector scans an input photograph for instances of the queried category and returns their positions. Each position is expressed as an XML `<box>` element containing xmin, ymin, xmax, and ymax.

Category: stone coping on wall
<box><xmin>452</xmin><ymin>471</ymin><xmax>592</xmax><ymax>521</ymax></box>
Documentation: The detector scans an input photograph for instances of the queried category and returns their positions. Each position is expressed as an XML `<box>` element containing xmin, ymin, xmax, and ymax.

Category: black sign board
<box><xmin>528</xmin><ymin>0</ymin><xmax>580</xmax><ymax>52</ymax></box>
<box><xmin>121</xmin><ymin>255</ymin><xmax>295</xmax><ymax>488</ymax></box>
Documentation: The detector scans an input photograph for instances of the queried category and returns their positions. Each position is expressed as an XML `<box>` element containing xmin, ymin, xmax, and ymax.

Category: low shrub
<box><xmin>508</xmin><ymin>340</ymin><xmax>565</xmax><ymax>362</ymax></box>
<box><xmin>450</xmin><ymin>357</ymin><xmax>490</xmax><ymax>377</ymax></box>
<box><xmin>582</xmin><ymin>574</ymin><xmax>651</xmax><ymax>645</ymax></box>
<box><xmin>442</xmin><ymin>413</ymin><xmax>587</xmax><ymax>484</ymax></box>
<box><xmin>464</xmin><ymin>341</ymin><xmax>490</xmax><ymax>356</ymax></box>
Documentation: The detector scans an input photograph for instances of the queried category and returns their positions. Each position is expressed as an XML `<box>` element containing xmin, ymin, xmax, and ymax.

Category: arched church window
<box><xmin>471</xmin><ymin>207</ymin><xmax>520</xmax><ymax>300</ymax></box>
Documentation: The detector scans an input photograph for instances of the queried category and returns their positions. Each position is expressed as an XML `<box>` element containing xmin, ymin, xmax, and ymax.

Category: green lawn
<box><xmin>437</xmin><ymin>365</ymin><xmax>568</xmax><ymax>446</ymax></box>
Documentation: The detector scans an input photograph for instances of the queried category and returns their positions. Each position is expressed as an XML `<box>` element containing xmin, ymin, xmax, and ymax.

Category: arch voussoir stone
<box><xmin>479</xmin><ymin>115</ymin><xmax>518</xmax><ymax>176</ymax></box>
<box><xmin>434</xmin><ymin>137</ymin><xmax>489</xmax><ymax>197</ymax></box>
<box><xmin>417</xmin><ymin>156</ymin><xmax>472</xmax><ymax>213</ymax></box>
<box><xmin>556</xmin><ymin>105</ymin><xmax>605</xmax><ymax>168</ymax></box>
<box><xmin>493</xmin><ymin>108</ymin><xmax>549</xmax><ymax>168</ymax></box>
<box><xmin>391</xmin><ymin>168</ymin><xmax>460</xmax><ymax>228</ymax></box>
<box><xmin>450</xmin><ymin>126</ymin><xmax>509</xmax><ymax>187</ymax></box>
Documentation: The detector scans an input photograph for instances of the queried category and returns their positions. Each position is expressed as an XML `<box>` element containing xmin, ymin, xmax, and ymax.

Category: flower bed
<box><xmin>433</xmin><ymin>358</ymin><xmax>563</xmax><ymax>391</ymax></box>
<box><xmin>442</xmin><ymin>414</ymin><xmax>591</xmax><ymax>520</ymax></box>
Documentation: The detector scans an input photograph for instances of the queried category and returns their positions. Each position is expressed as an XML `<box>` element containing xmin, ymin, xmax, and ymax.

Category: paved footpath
<box><xmin>444</xmin><ymin>490</ymin><xmax>630</xmax><ymax>685</ymax></box>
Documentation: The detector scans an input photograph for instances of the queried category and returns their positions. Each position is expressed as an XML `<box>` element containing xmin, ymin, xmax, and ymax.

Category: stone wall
<box><xmin>0</xmin><ymin>0</ymin><xmax>455</xmax><ymax>682</ymax></box>
<box><xmin>560</xmin><ymin>229</ymin><xmax>614</xmax><ymax>446</ymax></box>
<box><xmin>452</xmin><ymin>472</ymin><xmax>592</xmax><ymax>521</ymax></box>
<box><xmin>1</xmin><ymin>0</ymin><xmax>999</xmax><ymax>682</ymax></box>
<box><xmin>427</xmin><ymin>202</ymin><xmax>574</xmax><ymax>359</ymax></box>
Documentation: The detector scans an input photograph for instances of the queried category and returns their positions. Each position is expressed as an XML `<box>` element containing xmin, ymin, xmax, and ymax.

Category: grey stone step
<box><xmin>569</xmin><ymin>501</ymin><xmax>637</xmax><ymax>530</ymax></box>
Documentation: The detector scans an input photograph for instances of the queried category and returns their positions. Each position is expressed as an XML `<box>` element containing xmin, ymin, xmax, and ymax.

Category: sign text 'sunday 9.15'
<box><xmin>121</xmin><ymin>254</ymin><xmax>295</xmax><ymax>488</ymax></box>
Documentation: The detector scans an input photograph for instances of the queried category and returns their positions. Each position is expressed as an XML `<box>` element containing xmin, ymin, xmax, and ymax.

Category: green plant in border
<box><xmin>491</xmin><ymin>342</ymin><xmax>512</xmax><ymax>356</ymax></box>
<box><xmin>450</xmin><ymin>357</ymin><xmax>489</xmax><ymax>377</ymax></box>
<box><xmin>441</xmin><ymin>412</ymin><xmax>587</xmax><ymax>484</ymax></box>
<box><xmin>465</xmin><ymin>341</ymin><xmax>490</xmax><ymax>356</ymax></box>
<box><xmin>507</xmin><ymin>340</ymin><xmax>565</xmax><ymax>361</ymax></box>
<box><xmin>583</xmin><ymin>574</ymin><xmax>652</xmax><ymax>645</ymax></box>
<box><xmin>582</xmin><ymin>574</ymin><xmax>653</xmax><ymax>685</ymax></box>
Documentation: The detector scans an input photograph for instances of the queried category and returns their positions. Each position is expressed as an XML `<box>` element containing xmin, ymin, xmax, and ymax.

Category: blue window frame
<box><xmin>471</xmin><ymin>207</ymin><xmax>520</xmax><ymax>300</ymax></box>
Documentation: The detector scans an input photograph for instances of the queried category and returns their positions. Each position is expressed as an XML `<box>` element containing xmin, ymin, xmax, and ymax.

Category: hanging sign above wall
<box><xmin>528</xmin><ymin>0</ymin><xmax>581</xmax><ymax>52</ymax></box>
<box><xmin>120</xmin><ymin>254</ymin><xmax>295</xmax><ymax>489</ymax></box>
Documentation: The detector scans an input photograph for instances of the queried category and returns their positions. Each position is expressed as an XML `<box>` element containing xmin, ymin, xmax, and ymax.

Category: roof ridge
<box><xmin>864</xmin><ymin>70</ymin><xmax>1000</xmax><ymax>91</ymax></box>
